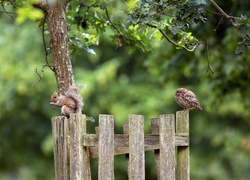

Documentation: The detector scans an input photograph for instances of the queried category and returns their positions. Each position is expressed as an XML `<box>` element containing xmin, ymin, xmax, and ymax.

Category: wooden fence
<box><xmin>51</xmin><ymin>111</ymin><xmax>189</xmax><ymax>180</ymax></box>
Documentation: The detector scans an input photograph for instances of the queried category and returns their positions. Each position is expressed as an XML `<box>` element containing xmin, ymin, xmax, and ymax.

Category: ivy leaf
<box><xmin>239</xmin><ymin>26</ymin><xmax>249</xmax><ymax>37</ymax></box>
<box><xmin>235</xmin><ymin>44</ymin><xmax>244</xmax><ymax>54</ymax></box>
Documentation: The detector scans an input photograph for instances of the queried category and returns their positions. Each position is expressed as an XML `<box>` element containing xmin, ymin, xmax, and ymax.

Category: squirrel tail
<box><xmin>66</xmin><ymin>85</ymin><xmax>84</xmax><ymax>114</ymax></box>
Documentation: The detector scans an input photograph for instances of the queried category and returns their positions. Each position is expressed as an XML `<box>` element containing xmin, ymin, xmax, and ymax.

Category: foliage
<box><xmin>0</xmin><ymin>0</ymin><xmax>250</xmax><ymax>179</ymax></box>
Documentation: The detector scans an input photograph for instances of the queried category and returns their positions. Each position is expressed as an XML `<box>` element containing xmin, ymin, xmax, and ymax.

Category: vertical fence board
<box><xmin>82</xmin><ymin>115</ymin><xmax>92</xmax><ymax>180</ymax></box>
<box><xmin>176</xmin><ymin>111</ymin><xmax>190</xmax><ymax>180</ymax></box>
<box><xmin>123</xmin><ymin>123</ymin><xmax>129</xmax><ymax>179</ymax></box>
<box><xmin>51</xmin><ymin>117</ymin><xmax>69</xmax><ymax>180</ymax></box>
<box><xmin>128</xmin><ymin>114</ymin><xmax>145</xmax><ymax>180</ymax></box>
<box><xmin>151</xmin><ymin>118</ymin><xmax>160</xmax><ymax>179</ymax></box>
<box><xmin>98</xmin><ymin>114</ymin><xmax>114</xmax><ymax>180</ymax></box>
<box><xmin>69</xmin><ymin>114</ymin><xmax>91</xmax><ymax>180</ymax></box>
<box><xmin>159</xmin><ymin>114</ymin><xmax>175</xmax><ymax>180</ymax></box>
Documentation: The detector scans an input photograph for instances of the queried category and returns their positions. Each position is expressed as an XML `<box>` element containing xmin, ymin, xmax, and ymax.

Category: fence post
<box><xmin>159</xmin><ymin>114</ymin><xmax>175</xmax><ymax>180</ymax></box>
<box><xmin>128</xmin><ymin>114</ymin><xmax>145</xmax><ymax>180</ymax></box>
<box><xmin>51</xmin><ymin>116</ymin><xmax>69</xmax><ymax>180</ymax></box>
<box><xmin>98</xmin><ymin>114</ymin><xmax>114</xmax><ymax>180</ymax></box>
<box><xmin>176</xmin><ymin>111</ymin><xmax>190</xmax><ymax>180</ymax></box>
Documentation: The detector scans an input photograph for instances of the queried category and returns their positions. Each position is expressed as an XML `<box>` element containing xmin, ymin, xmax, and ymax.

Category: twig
<box><xmin>32</xmin><ymin>65</ymin><xmax>48</xmax><ymax>86</ymax></box>
<box><xmin>32</xmin><ymin>18</ymin><xmax>54</xmax><ymax>86</ymax></box>
<box><xmin>209</xmin><ymin>0</ymin><xmax>239</xmax><ymax>29</ymax></box>
<box><xmin>0</xmin><ymin>10</ymin><xmax>16</xmax><ymax>14</ymax></box>
<box><xmin>146</xmin><ymin>23</ymin><xmax>202</xmax><ymax>52</ymax></box>
<box><xmin>204</xmin><ymin>38</ymin><xmax>214</xmax><ymax>74</ymax></box>
<box><xmin>8</xmin><ymin>0</ymin><xmax>19</xmax><ymax>8</ymax></box>
<box><xmin>41</xmin><ymin>18</ymin><xmax>54</xmax><ymax>71</ymax></box>
<box><xmin>104</xmin><ymin>8</ymin><xmax>128</xmax><ymax>43</ymax></box>
<box><xmin>0</xmin><ymin>2</ymin><xmax>15</xmax><ymax>19</ymax></box>
<box><xmin>213</xmin><ymin>15</ymin><xmax>224</xmax><ymax>31</ymax></box>
<box><xmin>104</xmin><ymin>7</ymin><xmax>146</xmax><ymax>50</ymax></box>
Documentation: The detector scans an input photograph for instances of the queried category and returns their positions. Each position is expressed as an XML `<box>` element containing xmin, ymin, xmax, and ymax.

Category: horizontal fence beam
<box><xmin>84</xmin><ymin>134</ymin><xmax>188</xmax><ymax>158</ymax></box>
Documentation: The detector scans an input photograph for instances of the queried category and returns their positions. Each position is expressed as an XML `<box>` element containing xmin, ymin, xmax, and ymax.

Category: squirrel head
<box><xmin>50</xmin><ymin>91</ymin><xmax>61</xmax><ymax>104</ymax></box>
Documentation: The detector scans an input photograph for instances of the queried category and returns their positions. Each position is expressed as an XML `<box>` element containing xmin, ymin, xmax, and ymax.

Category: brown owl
<box><xmin>175</xmin><ymin>88</ymin><xmax>202</xmax><ymax>111</ymax></box>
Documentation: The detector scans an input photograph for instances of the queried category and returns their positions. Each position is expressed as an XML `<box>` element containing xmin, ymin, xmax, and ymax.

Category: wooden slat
<box><xmin>69</xmin><ymin>114</ymin><xmax>91</xmax><ymax>180</ymax></box>
<box><xmin>159</xmin><ymin>114</ymin><xmax>175</xmax><ymax>180</ymax></box>
<box><xmin>98</xmin><ymin>114</ymin><xmax>114</xmax><ymax>180</ymax></box>
<box><xmin>151</xmin><ymin>118</ymin><xmax>160</xmax><ymax>179</ymax></box>
<box><xmin>82</xmin><ymin>116</ymin><xmax>92</xmax><ymax>180</ymax></box>
<box><xmin>123</xmin><ymin>122</ymin><xmax>129</xmax><ymax>179</ymax></box>
<box><xmin>176</xmin><ymin>110</ymin><xmax>190</xmax><ymax>180</ymax></box>
<box><xmin>83</xmin><ymin>134</ymin><xmax>188</xmax><ymax>147</ymax></box>
<box><xmin>85</xmin><ymin>134</ymin><xmax>189</xmax><ymax>158</ymax></box>
<box><xmin>51</xmin><ymin>116</ymin><xmax>69</xmax><ymax>180</ymax></box>
<box><xmin>128</xmin><ymin>114</ymin><xmax>145</xmax><ymax>180</ymax></box>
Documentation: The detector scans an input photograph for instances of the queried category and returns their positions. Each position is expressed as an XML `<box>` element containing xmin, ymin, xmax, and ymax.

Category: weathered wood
<box><xmin>51</xmin><ymin>113</ymin><xmax>190</xmax><ymax>180</ymax></box>
<box><xmin>51</xmin><ymin>116</ymin><xmax>69</xmax><ymax>180</ymax></box>
<box><xmin>84</xmin><ymin>133</ymin><xmax>188</xmax><ymax>147</ymax></box>
<box><xmin>151</xmin><ymin>118</ymin><xmax>160</xmax><ymax>180</ymax></box>
<box><xmin>98</xmin><ymin>114</ymin><xmax>114</xmax><ymax>180</ymax></box>
<box><xmin>82</xmin><ymin>115</ymin><xmax>92</xmax><ymax>180</ymax></box>
<box><xmin>85</xmin><ymin>134</ymin><xmax>188</xmax><ymax>158</ymax></box>
<box><xmin>176</xmin><ymin>111</ymin><xmax>190</xmax><ymax>180</ymax></box>
<box><xmin>159</xmin><ymin>114</ymin><xmax>175</xmax><ymax>180</ymax></box>
<box><xmin>128</xmin><ymin>114</ymin><xmax>145</xmax><ymax>180</ymax></box>
<box><xmin>123</xmin><ymin>123</ymin><xmax>129</xmax><ymax>179</ymax></box>
<box><xmin>69</xmin><ymin>114</ymin><xmax>91</xmax><ymax>180</ymax></box>
<box><xmin>83</xmin><ymin>133</ymin><xmax>189</xmax><ymax>150</ymax></box>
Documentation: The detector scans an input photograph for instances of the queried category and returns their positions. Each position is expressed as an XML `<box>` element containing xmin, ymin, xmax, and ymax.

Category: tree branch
<box><xmin>32</xmin><ymin>0</ymin><xmax>48</xmax><ymax>12</ymax></box>
<box><xmin>209</xmin><ymin>0</ymin><xmax>239</xmax><ymax>29</ymax></box>
<box><xmin>146</xmin><ymin>23</ymin><xmax>202</xmax><ymax>52</ymax></box>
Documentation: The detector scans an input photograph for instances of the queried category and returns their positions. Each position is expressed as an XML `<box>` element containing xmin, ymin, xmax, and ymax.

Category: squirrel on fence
<box><xmin>50</xmin><ymin>85</ymin><xmax>84</xmax><ymax>118</ymax></box>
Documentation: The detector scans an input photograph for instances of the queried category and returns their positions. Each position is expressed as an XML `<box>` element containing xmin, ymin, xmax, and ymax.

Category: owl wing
<box><xmin>184</xmin><ymin>90</ymin><xmax>202</xmax><ymax>110</ymax></box>
<box><xmin>183</xmin><ymin>90</ymin><xmax>197</xmax><ymax>101</ymax></box>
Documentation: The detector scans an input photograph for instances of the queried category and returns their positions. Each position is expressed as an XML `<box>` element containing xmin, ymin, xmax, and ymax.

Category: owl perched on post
<box><xmin>175</xmin><ymin>88</ymin><xmax>203</xmax><ymax>111</ymax></box>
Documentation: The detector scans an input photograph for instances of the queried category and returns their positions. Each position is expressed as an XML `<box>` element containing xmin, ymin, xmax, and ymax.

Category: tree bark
<box><xmin>34</xmin><ymin>0</ymin><xmax>74</xmax><ymax>93</ymax></box>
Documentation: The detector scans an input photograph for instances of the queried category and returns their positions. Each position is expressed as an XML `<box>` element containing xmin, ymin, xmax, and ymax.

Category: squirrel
<box><xmin>50</xmin><ymin>85</ymin><xmax>84</xmax><ymax>118</ymax></box>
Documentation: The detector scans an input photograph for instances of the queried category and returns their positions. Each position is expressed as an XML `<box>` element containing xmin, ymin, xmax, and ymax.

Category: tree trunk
<box><xmin>34</xmin><ymin>0</ymin><xmax>74</xmax><ymax>93</ymax></box>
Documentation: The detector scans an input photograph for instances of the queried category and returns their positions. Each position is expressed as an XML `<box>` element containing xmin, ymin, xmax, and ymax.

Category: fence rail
<box><xmin>51</xmin><ymin>111</ymin><xmax>190</xmax><ymax>180</ymax></box>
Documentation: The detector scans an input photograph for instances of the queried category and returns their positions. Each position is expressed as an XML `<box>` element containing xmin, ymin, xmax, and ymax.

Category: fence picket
<box><xmin>51</xmin><ymin>117</ymin><xmax>69</xmax><ymax>180</ymax></box>
<box><xmin>176</xmin><ymin>111</ymin><xmax>190</xmax><ymax>180</ymax></box>
<box><xmin>159</xmin><ymin>114</ymin><xmax>175</xmax><ymax>180</ymax></box>
<box><xmin>98</xmin><ymin>114</ymin><xmax>114</xmax><ymax>180</ymax></box>
<box><xmin>123</xmin><ymin>122</ymin><xmax>130</xmax><ymax>179</ymax></box>
<box><xmin>151</xmin><ymin>118</ymin><xmax>160</xmax><ymax>179</ymax></box>
<box><xmin>128</xmin><ymin>114</ymin><xmax>145</xmax><ymax>180</ymax></box>
<box><xmin>69</xmin><ymin>114</ymin><xmax>91</xmax><ymax>180</ymax></box>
